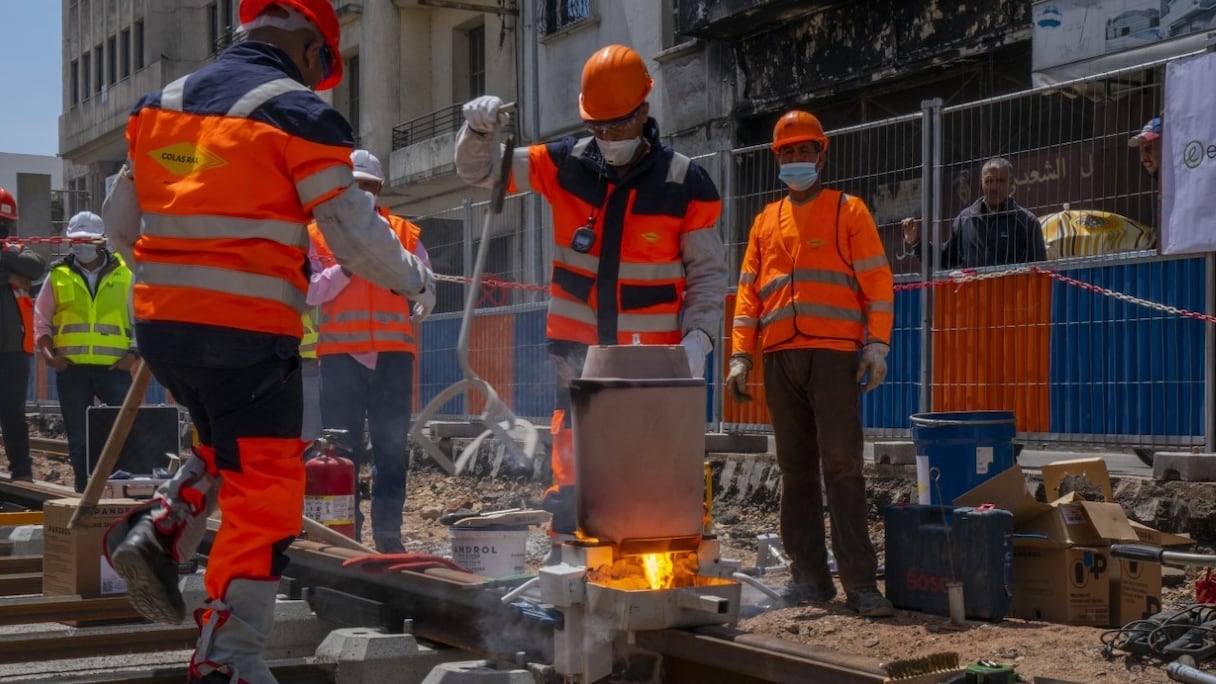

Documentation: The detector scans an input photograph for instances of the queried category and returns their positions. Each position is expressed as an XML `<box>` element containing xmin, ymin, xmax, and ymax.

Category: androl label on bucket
<box><xmin>453</xmin><ymin>544</ymin><xmax>500</xmax><ymax>554</ymax></box>
<box><xmin>975</xmin><ymin>446</ymin><xmax>994</xmax><ymax>474</ymax></box>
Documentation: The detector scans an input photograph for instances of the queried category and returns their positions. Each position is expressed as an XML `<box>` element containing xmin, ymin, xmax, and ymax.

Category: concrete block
<box><xmin>9</xmin><ymin>525</ymin><xmax>42</xmax><ymax>556</ymax></box>
<box><xmin>421</xmin><ymin>661</ymin><xmax>533</xmax><ymax>684</ymax></box>
<box><xmin>264</xmin><ymin>599</ymin><xmax>340</xmax><ymax>660</ymax></box>
<box><xmin>180</xmin><ymin>571</ymin><xmax>208</xmax><ymax>618</ymax></box>
<box><xmin>705</xmin><ymin>433</ymin><xmax>768</xmax><ymax>454</ymax></box>
<box><xmin>1153</xmin><ymin>452</ymin><xmax>1216</xmax><ymax>482</ymax></box>
<box><xmin>873</xmin><ymin>441</ymin><xmax>916</xmax><ymax>465</ymax></box>
<box><xmin>316</xmin><ymin>627</ymin><xmax>466</xmax><ymax>684</ymax></box>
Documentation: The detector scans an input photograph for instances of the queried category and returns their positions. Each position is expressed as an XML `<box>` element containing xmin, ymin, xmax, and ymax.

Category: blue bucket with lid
<box><xmin>911</xmin><ymin>411</ymin><xmax>1016</xmax><ymax>506</ymax></box>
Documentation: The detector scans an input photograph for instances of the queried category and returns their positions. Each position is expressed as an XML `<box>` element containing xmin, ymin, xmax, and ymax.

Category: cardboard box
<box><xmin>42</xmin><ymin>498</ymin><xmax>142</xmax><ymax>597</ymax></box>
<box><xmin>1019</xmin><ymin>492</ymin><xmax>1141</xmax><ymax>547</ymax></box>
<box><xmin>953</xmin><ymin>465</ymin><xmax>1051</xmax><ymax>524</ymax></box>
<box><xmin>1011</xmin><ymin>542</ymin><xmax>1111</xmax><ymax>625</ymax></box>
<box><xmin>1110</xmin><ymin>557</ymin><xmax>1163</xmax><ymax>626</ymax></box>
<box><xmin>1041</xmin><ymin>457</ymin><xmax>1114</xmax><ymax>502</ymax></box>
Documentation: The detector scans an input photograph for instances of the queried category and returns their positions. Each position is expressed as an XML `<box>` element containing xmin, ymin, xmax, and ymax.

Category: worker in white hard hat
<box><xmin>34</xmin><ymin>211</ymin><xmax>137</xmax><ymax>491</ymax></box>
<box><xmin>307</xmin><ymin>149</ymin><xmax>435</xmax><ymax>552</ymax></box>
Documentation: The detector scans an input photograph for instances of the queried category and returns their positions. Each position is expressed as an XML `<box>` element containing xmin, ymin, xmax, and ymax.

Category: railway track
<box><xmin>0</xmin><ymin>477</ymin><xmax>959</xmax><ymax>683</ymax></box>
<box><xmin>28</xmin><ymin>437</ymin><xmax>68</xmax><ymax>459</ymax></box>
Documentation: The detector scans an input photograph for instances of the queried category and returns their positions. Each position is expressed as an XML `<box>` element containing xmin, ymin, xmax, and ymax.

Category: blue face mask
<box><xmin>779</xmin><ymin>162</ymin><xmax>819</xmax><ymax>191</ymax></box>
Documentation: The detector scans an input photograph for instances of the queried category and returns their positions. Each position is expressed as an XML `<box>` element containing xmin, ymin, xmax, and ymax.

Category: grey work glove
<box><xmin>857</xmin><ymin>342</ymin><xmax>890</xmax><ymax>393</ymax></box>
<box><xmin>680</xmin><ymin>329</ymin><xmax>711</xmax><ymax>378</ymax></box>
<box><xmin>462</xmin><ymin>95</ymin><xmax>509</xmax><ymax>134</ymax></box>
<box><xmin>409</xmin><ymin>272</ymin><xmax>436</xmax><ymax>325</ymax></box>
<box><xmin>726</xmin><ymin>356</ymin><xmax>753</xmax><ymax>403</ymax></box>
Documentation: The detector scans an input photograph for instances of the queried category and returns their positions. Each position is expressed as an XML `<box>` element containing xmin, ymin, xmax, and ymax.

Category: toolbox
<box><xmin>884</xmin><ymin>504</ymin><xmax>1013</xmax><ymax>620</ymax></box>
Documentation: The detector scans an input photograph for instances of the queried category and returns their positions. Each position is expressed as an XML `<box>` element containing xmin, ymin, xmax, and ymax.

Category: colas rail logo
<box><xmin>149</xmin><ymin>142</ymin><xmax>228</xmax><ymax>175</ymax></box>
<box><xmin>1182</xmin><ymin>139</ymin><xmax>1216</xmax><ymax>170</ymax></box>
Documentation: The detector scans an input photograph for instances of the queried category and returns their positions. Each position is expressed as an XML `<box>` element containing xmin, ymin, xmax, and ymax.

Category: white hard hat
<box><xmin>66</xmin><ymin>211</ymin><xmax>104</xmax><ymax>236</ymax></box>
<box><xmin>351</xmin><ymin>149</ymin><xmax>384</xmax><ymax>183</ymax></box>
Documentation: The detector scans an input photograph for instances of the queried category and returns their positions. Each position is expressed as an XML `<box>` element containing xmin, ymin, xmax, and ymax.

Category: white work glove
<box><xmin>411</xmin><ymin>286</ymin><xmax>435</xmax><ymax>325</ymax></box>
<box><xmin>462</xmin><ymin>95</ymin><xmax>509</xmax><ymax>134</ymax></box>
<box><xmin>726</xmin><ymin>356</ymin><xmax>752</xmax><ymax>403</ymax></box>
<box><xmin>680</xmin><ymin>329</ymin><xmax>711</xmax><ymax>378</ymax></box>
<box><xmin>857</xmin><ymin>342</ymin><xmax>890</xmax><ymax>393</ymax></box>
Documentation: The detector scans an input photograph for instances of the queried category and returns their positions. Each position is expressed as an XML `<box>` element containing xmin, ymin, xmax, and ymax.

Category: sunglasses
<box><xmin>319</xmin><ymin>44</ymin><xmax>333</xmax><ymax>80</ymax></box>
<box><xmin>584</xmin><ymin>104</ymin><xmax>644</xmax><ymax>137</ymax></box>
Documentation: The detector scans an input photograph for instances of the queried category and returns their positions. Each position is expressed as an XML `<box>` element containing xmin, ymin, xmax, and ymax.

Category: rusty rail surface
<box><xmin>29</xmin><ymin>437</ymin><xmax>69</xmax><ymax>459</ymax></box>
<box><xmin>0</xmin><ymin>478</ymin><xmax>955</xmax><ymax>683</ymax></box>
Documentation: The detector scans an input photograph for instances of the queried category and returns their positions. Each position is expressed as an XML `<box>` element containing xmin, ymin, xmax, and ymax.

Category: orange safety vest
<box><xmin>517</xmin><ymin>128</ymin><xmax>722</xmax><ymax>346</ymax></box>
<box><xmin>732</xmin><ymin>190</ymin><xmax>894</xmax><ymax>356</ymax></box>
<box><xmin>126</xmin><ymin>44</ymin><xmax>355</xmax><ymax>339</ymax></box>
<box><xmin>13</xmin><ymin>285</ymin><xmax>33</xmax><ymax>354</ymax></box>
<box><xmin>307</xmin><ymin>208</ymin><xmax>420</xmax><ymax>356</ymax></box>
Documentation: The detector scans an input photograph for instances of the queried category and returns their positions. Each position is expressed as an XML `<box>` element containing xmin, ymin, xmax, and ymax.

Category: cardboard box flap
<box><xmin>953</xmin><ymin>465</ymin><xmax>1052</xmax><ymax>525</ymax></box>
<box><xmin>1041</xmin><ymin>457</ymin><xmax>1114</xmax><ymax>502</ymax></box>
<box><xmin>1021</xmin><ymin>496</ymin><xmax>1139</xmax><ymax>546</ymax></box>
<box><xmin>1130</xmin><ymin>520</ymin><xmax>1192</xmax><ymax>547</ymax></box>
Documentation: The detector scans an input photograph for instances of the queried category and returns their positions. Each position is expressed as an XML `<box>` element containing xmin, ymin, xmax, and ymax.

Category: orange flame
<box><xmin>641</xmin><ymin>552</ymin><xmax>676</xmax><ymax>590</ymax></box>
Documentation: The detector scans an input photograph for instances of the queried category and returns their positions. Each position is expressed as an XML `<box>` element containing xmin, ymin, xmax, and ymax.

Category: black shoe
<box><xmin>374</xmin><ymin>536</ymin><xmax>405</xmax><ymax>554</ymax></box>
<box><xmin>541</xmin><ymin>486</ymin><xmax>577</xmax><ymax>535</ymax></box>
<box><xmin>109</xmin><ymin>516</ymin><xmax>185</xmax><ymax>624</ymax></box>
<box><xmin>845</xmin><ymin>586</ymin><xmax>895</xmax><ymax>617</ymax></box>
<box><xmin>782</xmin><ymin>581</ymin><xmax>837</xmax><ymax>605</ymax></box>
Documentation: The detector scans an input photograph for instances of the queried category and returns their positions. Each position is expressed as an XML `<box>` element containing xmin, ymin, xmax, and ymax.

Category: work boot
<box><xmin>189</xmin><ymin>579</ymin><xmax>279</xmax><ymax>684</ymax></box>
<box><xmin>782</xmin><ymin>581</ymin><xmax>837</xmax><ymax>606</ymax></box>
<box><xmin>540</xmin><ymin>485</ymin><xmax>577</xmax><ymax>535</ymax></box>
<box><xmin>845</xmin><ymin>586</ymin><xmax>895</xmax><ymax>618</ymax></box>
<box><xmin>107</xmin><ymin>510</ymin><xmax>186</xmax><ymax>624</ymax></box>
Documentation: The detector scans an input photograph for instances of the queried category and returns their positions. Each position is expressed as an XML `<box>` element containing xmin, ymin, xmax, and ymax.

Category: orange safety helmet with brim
<box><xmin>579</xmin><ymin>44</ymin><xmax>654</xmax><ymax>122</ymax></box>
<box><xmin>771</xmin><ymin>110</ymin><xmax>828</xmax><ymax>153</ymax></box>
<box><xmin>240</xmin><ymin>0</ymin><xmax>343</xmax><ymax>91</ymax></box>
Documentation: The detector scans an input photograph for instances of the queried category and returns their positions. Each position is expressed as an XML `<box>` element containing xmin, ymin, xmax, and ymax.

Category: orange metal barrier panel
<box><xmin>467</xmin><ymin>311</ymin><xmax>516</xmax><ymax>416</ymax></box>
<box><xmin>722</xmin><ymin>294</ymin><xmax>774</xmax><ymax>426</ymax></box>
<box><xmin>931</xmin><ymin>273</ymin><xmax>1051</xmax><ymax>433</ymax></box>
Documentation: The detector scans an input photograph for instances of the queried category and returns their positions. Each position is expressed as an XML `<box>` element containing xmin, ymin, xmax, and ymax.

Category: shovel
<box><xmin>411</xmin><ymin>104</ymin><xmax>538</xmax><ymax>476</ymax></box>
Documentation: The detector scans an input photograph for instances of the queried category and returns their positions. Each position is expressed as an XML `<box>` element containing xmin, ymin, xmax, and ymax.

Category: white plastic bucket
<box><xmin>448</xmin><ymin>526</ymin><xmax>529</xmax><ymax>578</ymax></box>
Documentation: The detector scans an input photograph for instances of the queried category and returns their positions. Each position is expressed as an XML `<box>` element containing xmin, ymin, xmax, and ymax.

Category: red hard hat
<box><xmin>579</xmin><ymin>45</ymin><xmax>653</xmax><ymax>121</ymax></box>
<box><xmin>0</xmin><ymin>187</ymin><xmax>17</xmax><ymax>221</ymax></box>
<box><xmin>771</xmin><ymin>110</ymin><xmax>828</xmax><ymax>153</ymax></box>
<box><xmin>240</xmin><ymin>0</ymin><xmax>343</xmax><ymax>91</ymax></box>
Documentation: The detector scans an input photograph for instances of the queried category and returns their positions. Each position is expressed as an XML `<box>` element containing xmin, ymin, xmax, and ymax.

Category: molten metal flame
<box><xmin>641</xmin><ymin>552</ymin><xmax>676</xmax><ymax>590</ymax></box>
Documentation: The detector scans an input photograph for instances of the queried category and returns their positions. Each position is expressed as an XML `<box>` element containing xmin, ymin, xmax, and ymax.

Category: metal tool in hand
<box><xmin>411</xmin><ymin>102</ymin><xmax>538</xmax><ymax>476</ymax></box>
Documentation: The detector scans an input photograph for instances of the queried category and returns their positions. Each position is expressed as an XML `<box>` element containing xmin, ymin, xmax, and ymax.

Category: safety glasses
<box><xmin>584</xmin><ymin>104</ymin><xmax>644</xmax><ymax>138</ymax></box>
<box><xmin>319</xmin><ymin>44</ymin><xmax>334</xmax><ymax>80</ymax></box>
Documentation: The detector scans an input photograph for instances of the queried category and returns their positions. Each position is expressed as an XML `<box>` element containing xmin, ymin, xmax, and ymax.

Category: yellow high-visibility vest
<box><xmin>49</xmin><ymin>255</ymin><xmax>134</xmax><ymax>365</ymax></box>
<box><xmin>300</xmin><ymin>307</ymin><xmax>319</xmax><ymax>360</ymax></box>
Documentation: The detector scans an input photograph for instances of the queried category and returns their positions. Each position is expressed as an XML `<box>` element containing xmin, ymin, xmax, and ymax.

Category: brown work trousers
<box><xmin>763</xmin><ymin>347</ymin><xmax>878</xmax><ymax>594</ymax></box>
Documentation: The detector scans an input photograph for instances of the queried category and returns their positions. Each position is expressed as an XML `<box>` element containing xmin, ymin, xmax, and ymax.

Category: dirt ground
<box><xmin>16</xmin><ymin>444</ymin><xmax>1215</xmax><ymax>684</ymax></box>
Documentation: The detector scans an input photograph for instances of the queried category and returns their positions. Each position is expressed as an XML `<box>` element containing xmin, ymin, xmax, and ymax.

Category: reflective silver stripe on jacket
<box><xmin>317</xmin><ymin>331</ymin><xmax>417</xmax><ymax>345</ymax></box>
<box><xmin>54</xmin><ymin>345</ymin><xmax>128</xmax><ymax>358</ymax></box>
<box><xmin>297</xmin><ymin>164</ymin><xmax>354</xmax><ymax>207</ymax></box>
<box><xmin>227</xmin><ymin>78</ymin><xmax>308</xmax><ymax>118</ymax></box>
<box><xmin>320</xmin><ymin>310</ymin><xmax>410</xmax><ymax>325</ymax></box>
<box><xmin>159</xmin><ymin>76</ymin><xmax>190</xmax><ymax>111</ymax></box>
<box><xmin>137</xmin><ymin>262</ymin><xmax>306</xmax><ymax>311</ymax></box>
<box><xmin>733</xmin><ymin>316</ymin><xmax>759</xmax><ymax>329</ymax></box>
<box><xmin>143</xmin><ymin>214</ymin><xmax>309</xmax><ymax>249</ymax></box>
<box><xmin>759</xmin><ymin>301</ymin><xmax>866</xmax><ymax>327</ymax></box>
<box><xmin>554</xmin><ymin>246</ymin><xmax>685</xmax><ymax>280</ymax></box>
<box><xmin>549</xmin><ymin>298</ymin><xmax>680</xmax><ymax>333</ymax></box>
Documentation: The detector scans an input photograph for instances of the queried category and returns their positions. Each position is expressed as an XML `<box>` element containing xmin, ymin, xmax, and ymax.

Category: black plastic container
<box><xmin>883</xmin><ymin>504</ymin><xmax>1013</xmax><ymax>621</ymax></box>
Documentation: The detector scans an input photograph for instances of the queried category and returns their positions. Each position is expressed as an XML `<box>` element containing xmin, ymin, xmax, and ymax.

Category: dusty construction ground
<box><xmin>12</xmin><ymin>430</ymin><xmax>1216</xmax><ymax>684</ymax></box>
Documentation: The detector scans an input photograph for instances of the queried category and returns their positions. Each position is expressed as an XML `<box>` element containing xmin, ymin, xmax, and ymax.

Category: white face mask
<box><xmin>596</xmin><ymin>137</ymin><xmax>643</xmax><ymax>166</ymax></box>
<box><xmin>70</xmin><ymin>244</ymin><xmax>99</xmax><ymax>263</ymax></box>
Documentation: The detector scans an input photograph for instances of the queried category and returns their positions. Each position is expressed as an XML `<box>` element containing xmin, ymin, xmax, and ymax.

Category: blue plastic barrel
<box><xmin>911</xmin><ymin>411</ymin><xmax>1016</xmax><ymax>506</ymax></box>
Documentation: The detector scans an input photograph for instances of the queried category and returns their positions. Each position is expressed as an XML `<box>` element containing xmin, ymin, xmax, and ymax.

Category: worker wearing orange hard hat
<box><xmin>99</xmin><ymin>1</ymin><xmax>432</xmax><ymax>681</ymax></box>
<box><xmin>729</xmin><ymin>110</ymin><xmax>895</xmax><ymax>618</ymax></box>
<box><xmin>454</xmin><ymin>44</ymin><xmax>727</xmax><ymax>544</ymax></box>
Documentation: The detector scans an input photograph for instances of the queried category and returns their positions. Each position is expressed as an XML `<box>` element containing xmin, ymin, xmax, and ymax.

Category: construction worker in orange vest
<box><xmin>455</xmin><ymin>45</ymin><xmax>728</xmax><ymax>541</ymax></box>
<box><xmin>727</xmin><ymin>110</ymin><xmax>896</xmax><ymax>618</ymax></box>
<box><xmin>307</xmin><ymin>149</ymin><xmax>434</xmax><ymax>553</ymax></box>
<box><xmin>99</xmin><ymin>2</ymin><xmax>433</xmax><ymax>681</ymax></box>
<box><xmin>0</xmin><ymin>186</ymin><xmax>46</xmax><ymax>483</ymax></box>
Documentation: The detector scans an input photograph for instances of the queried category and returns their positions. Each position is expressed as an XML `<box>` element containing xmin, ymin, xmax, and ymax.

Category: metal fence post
<box><xmin>1207</xmin><ymin>253</ymin><xmax>1215</xmax><ymax>451</ymax></box>
<box><xmin>461</xmin><ymin>197</ymin><xmax>475</xmax><ymax>414</ymax></box>
<box><xmin>716</xmin><ymin>148</ymin><xmax>732</xmax><ymax>431</ymax></box>
<box><xmin>919</xmin><ymin>98</ymin><xmax>942</xmax><ymax>416</ymax></box>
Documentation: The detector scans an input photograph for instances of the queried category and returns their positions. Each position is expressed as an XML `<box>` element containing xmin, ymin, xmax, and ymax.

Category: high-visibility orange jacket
<box><xmin>511</xmin><ymin>120</ymin><xmax>722</xmax><ymax>346</ymax></box>
<box><xmin>126</xmin><ymin>42</ymin><xmax>356</xmax><ymax>339</ymax></box>
<box><xmin>1</xmin><ymin>243</ymin><xmax>42</xmax><ymax>355</ymax></box>
<box><xmin>308</xmin><ymin>208</ymin><xmax>420</xmax><ymax>356</ymax></box>
<box><xmin>732</xmin><ymin>190</ymin><xmax>894</xmax><ymax>356</ymax></box>
<box><xmin>15</xmin><ymin>287</ymin><xmax>32</xmax><ymax>354</ymax></box>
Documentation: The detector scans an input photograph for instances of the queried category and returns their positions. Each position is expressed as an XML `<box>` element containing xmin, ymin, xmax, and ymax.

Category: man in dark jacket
<box><xmin>901</xmin><ymin>157</ymin><xmax>1047</xmax><ymax>268</ymax></box>
<box><xmin>0</xmin><ymin>187</ymin><xmax>48</xmax><ymax>481</ymax></box>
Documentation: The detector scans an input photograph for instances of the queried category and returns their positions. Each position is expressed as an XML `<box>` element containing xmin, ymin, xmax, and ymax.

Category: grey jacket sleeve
<box><xmin>0</xmin><ymin>246</ymin><xmax>46</xmax><ymax>281</ymax></box>
<box><xmin>311</xmin><ymin>184</ymin><xmax>433</xmax><ymax>299</ymax></box>
<box><xmin>679</xmin><ymin>228</ymin><xmax>728</xmax><ymax>343</ymax></box>
<box><xmin>454</xmin><ymin>123</ymin><xmax>500</xmax><ymax>189</ymax></box>
<box><xmin>101</xmin><ymin>172</ymin><xmax>142</xmax><ymax>265</ymax></box>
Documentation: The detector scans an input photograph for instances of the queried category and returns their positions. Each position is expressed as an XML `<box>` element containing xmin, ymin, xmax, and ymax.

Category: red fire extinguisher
<box><xmin>304</xmin><ymin>429</ymin><xmax>356</xmax><ymax>539</ymax></box>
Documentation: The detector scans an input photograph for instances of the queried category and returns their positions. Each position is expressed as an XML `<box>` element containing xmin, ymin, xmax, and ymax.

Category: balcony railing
<box><xmin>392</xmin><ymin>103</ymin><xmax>464</xmax><ymax>150</ymax></box>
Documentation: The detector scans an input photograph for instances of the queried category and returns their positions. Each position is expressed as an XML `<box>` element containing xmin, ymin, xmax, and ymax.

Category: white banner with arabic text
<box><xmin>1161</xmin><ymin>51</ymin><xmax>1216</xmax><ymax>256</ymax></box>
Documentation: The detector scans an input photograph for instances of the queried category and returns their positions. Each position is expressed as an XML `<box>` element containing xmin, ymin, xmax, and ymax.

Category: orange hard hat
<box><xmin>771</xmin><ymin>110</ymin><xmax>828</xmax><ymax>153</ymax></box>
<box><xmin>579</xmin><ymin>45</ymin><xmax>653</xmax><ymax>121</ymax></box>
<box><xmin>0</xmin><ymin>187</ymin><xmax>17</xmax><ymax>221</ymax></box>
<box><xmin>240</xmin><ymin>0</ymin><xmax>343</xmax><ymax>90</ymax></box>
